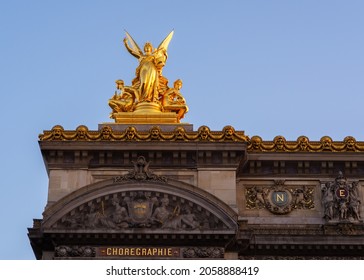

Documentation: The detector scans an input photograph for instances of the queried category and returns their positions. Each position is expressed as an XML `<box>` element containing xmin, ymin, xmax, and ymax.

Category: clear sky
<box><xmin>0</xmin><ymin>0</ymin><xmax>363</xmax><ymax>259</ymax></box>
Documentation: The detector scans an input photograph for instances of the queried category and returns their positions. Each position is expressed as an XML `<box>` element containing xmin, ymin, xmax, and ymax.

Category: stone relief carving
<box><xmin>54</xmin><ymin>246</ymin><xmax>224</xmax><ymax>259</ymax></box>
<box><xmin>113</xmin><ymin>156</ymin><xmax>167</xmax><ymax>183</ymax></box>
<box><xmin>55</xmin><ymin>246</ymin><xmax>96</xmax><ymax>258</ymax></box>
<box><xmin>321</xmin><ymin>172</ymin><xmax>362</xmax><ymax>223</ymax></box>
<box><xmin>246</xmin><ymin>180</ymin><xmax>315</xmax><ymax>214</ymax></box>
<box><xmin>56</xmin><ymin>191</ymin><xmax>226</xmax><ymax>230</ymax></box>
<box><xmin>183</xmin><ymin>247</ymin><xmax>224</xmax><ymax>258</ymax></box>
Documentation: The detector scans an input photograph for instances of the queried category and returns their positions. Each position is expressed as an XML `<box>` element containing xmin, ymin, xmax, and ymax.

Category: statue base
<box><xmin>99</xmin><ymin>123</ymin><xmax>193</xmax><ymax>132</ymax></box>
<box><xmin>111</xmin><ymin>111</ymin><xmax>179</xmax><ymax>124</ymax></box>
<box><xmin>110</xmin><ymin>102</ymin><xmax>180</xmax><ymax>124</ymax></box>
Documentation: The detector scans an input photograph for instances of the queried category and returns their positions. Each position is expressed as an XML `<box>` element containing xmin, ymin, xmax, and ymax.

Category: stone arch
<box><xmin>42</xmin><ymin>178</ymin><xmax>238</xmax><ymax>232</ymax></box>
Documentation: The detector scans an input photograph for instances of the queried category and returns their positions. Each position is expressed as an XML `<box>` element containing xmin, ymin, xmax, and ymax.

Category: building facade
<box><xmin>28</xmin><ymin>32</ymin><xmax>364</xmax><ymax>259</ymax></box>
<box><xmin>28</xmin><ymin>125</ymin><xmax>364</xmax><ymax>259</ymax></box>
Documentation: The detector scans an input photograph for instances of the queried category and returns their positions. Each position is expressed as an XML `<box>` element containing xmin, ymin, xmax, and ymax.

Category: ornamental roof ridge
<box><xmin>38</xmin><ymin>125</ymin><xmax>364</xmax><ymax>152</ymax></box>
<box><xmin>248</xmin><ymin>135</ymin><xmax>364</xmax><ymax>152</ymax></box>
<box><xmin>38</xmin><ymin>124</ymin><xmax>249</xmax><ymax>143</ymax></box>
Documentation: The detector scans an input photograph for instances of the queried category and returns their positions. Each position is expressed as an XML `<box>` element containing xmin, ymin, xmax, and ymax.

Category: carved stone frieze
<box><xmin>113</xmin><ymin>156</ymin><xmax>167</xmax><ymax>183</ymax></box>
<box><xmin>321</xmin><ymin>172</ymin><xmax>362</xmax><ymax>223</ymax></box>
<box><xmin>183</xmin><ymin>247</ymin><xmax>224</xmax><ymax>258</ymax></box>
<box><xmin>245</xmin><ymin>181</ymin><xmax>315</xmax><ymax>214</ymax></box>
<box><xmin>242</xmin><ymin>226</ymin><xmax>322</xmax><ymax>235</ymax></box>
<box><xmin>323</xmin><ymin>223</ymin><xmax>364</xmax><ymax>235</ymax></box>
<box><xmin>55</xmin><ymin>246</ymin><xmax>96</xmax><ymax>258</ymax></box>
<box><xmin>55</xmin><ymin>190</ymin><xmax>227</xmax><ymax>230</ymax></box>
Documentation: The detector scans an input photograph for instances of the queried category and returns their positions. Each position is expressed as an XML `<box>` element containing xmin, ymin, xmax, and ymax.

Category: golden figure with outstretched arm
<box><xmin>123</xmin><ymin>31</ymin><xmax>174</xmax><ymax>103</ymax></box>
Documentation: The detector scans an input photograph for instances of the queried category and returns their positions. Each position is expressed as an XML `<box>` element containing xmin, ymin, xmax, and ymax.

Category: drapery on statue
<box><xmin>161</xmin><ymin>79</ymin><xmax>188</xmax><ymax>122</ymax></box>
<box><xmin>108</xmin><ymin>31</ymin><xmax>189</xmax><ymax>123</ymax></box>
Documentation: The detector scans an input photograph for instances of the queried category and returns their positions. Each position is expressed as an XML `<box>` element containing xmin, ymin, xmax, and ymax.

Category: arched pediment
<box><xmin>42</xmin><ymin>177</ymin><xmax>238</xmax><ymax>233</ymax></box>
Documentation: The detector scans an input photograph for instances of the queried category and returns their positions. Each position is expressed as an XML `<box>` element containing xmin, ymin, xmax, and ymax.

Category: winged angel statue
<box><xmin>109</xmin><ymin>31</ymin><xmax>188</xmax><ymax>122</ymax></box>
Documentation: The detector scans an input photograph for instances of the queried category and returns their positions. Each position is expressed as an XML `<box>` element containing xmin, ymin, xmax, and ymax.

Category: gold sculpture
<box><xmin>109</xmin><ymin>31</ymin><xmax>188</xmax><ymax>124</ymax></box>
<box><xmin>161</xmin><ymin>79</ymin><xmax>188</xmax><ymax>122</ymax></box>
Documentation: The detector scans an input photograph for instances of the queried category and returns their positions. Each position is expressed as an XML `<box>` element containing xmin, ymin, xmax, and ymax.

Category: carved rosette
<box><xmin>246</xmin><ymin>181</ymin><xmax>315</xmax><ymax>214</ymax></box>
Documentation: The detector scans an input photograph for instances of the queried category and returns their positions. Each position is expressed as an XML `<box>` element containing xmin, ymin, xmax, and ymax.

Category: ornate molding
<box><xmin>54</xmin><ymin>246</ymin><xmax>225</xmax><ymax>259</ymax></box>
<box><xmin>55</xmin><ymin>246</ymin><xmax>96</xmax><ymax>258</ymax></box>
<box><xmin>183</xmin><ymin>247</ymin><xmax>224</xmax><ymax>258</ymax></box>
<box><xmin>245</xmin><ymin>181</ymin><xmax>315</xmax><ymax>214</ymax></box>
<box><xmin>323</xmin><ymin>223</ymin><xmax>364</xmax><ymax>235</ymax></box>
<box><xmin>39</xmin><ymin>126</ymin><xmax>364</xmax><ymax>152</ymax></box>
<box><xmin>242</xmin><ymin>226</ymin><xmax>322</xmax><ymax>235</ymax></box>
<box><xmin>248</xmin><ymin>135</ymin><xmax>364</xmax><ymax>152</ymax></box>
<box><xmin>39</xmin><ymin>125</ymin><xmax>248</xmax><ymax>142</ymax></box>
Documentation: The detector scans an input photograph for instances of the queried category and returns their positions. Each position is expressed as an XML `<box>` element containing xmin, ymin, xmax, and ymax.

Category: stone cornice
<box><xmin>248</xmin><ymin>135</ymin><xmax>364</xmax><ymax>153</ymax></box>
<box><xmin>39</xmin><ymin>125</ymin><xmax>248</xmax><ymax>142</ymax></box>
<box><xmin>39</xmin><ymin>125</ymin><xmax>364</xmax><ymax>153</ymax></box>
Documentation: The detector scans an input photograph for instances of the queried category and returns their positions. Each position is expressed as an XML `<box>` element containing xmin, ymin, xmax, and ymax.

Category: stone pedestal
<box><xmin>99</xmin><ymin>123</ymin><xmax>194</xmax><ymax>132</ymax></box>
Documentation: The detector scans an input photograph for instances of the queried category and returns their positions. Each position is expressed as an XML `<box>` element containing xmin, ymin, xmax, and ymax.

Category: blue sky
<box><xmin>1</xmin><ymin>0</ymin><xmax>364</xmax><ymax>259</ymax></box>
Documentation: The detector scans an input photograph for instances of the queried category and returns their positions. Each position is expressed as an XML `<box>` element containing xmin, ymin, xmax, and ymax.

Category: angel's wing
<box><xmin>157</xmin><ymin>30</ymin><xmax>174</xmax><ymax>52</ymax></box>
<box><xmin>125</xmin><ymin>30</ymin><xmax>143</xmax><ymax>56</ymax></box>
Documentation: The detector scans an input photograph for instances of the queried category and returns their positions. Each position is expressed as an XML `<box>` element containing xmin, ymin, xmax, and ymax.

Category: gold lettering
<box><xmin>276</xmin><ymin>194</ymin><xmax>284</xmax><ymax>202</ymax></box>
<box><xmin>103</xmin><ymin>247</ymin><xmax>177</xmax><ymax>257</ymax></box>
<box><xmin>339</xmin><ymin>190</ymin><xmax>346</xmax><ymax>197</ymax></box>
